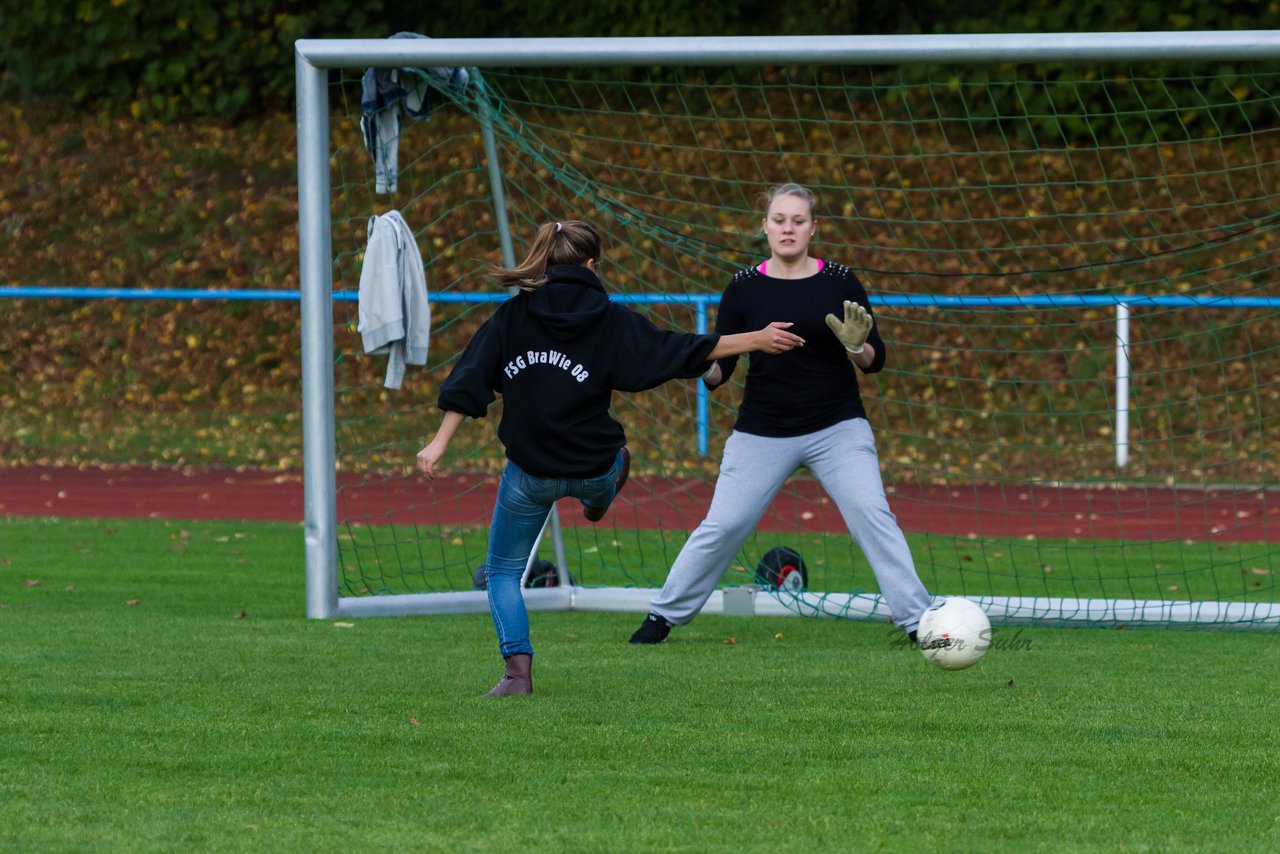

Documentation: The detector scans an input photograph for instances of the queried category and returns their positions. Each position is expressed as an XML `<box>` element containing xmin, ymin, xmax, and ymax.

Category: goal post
<box><xmin>296</xmin><ymin>32</ymin><xmax>1280</xmax><ymax>629</ymax></box>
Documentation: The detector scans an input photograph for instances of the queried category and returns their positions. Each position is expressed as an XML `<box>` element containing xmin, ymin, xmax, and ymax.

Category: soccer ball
<box><xmin>917</xmin><ymin>597</ymin><xmax>991</xmax><ymax>671</ymax></box>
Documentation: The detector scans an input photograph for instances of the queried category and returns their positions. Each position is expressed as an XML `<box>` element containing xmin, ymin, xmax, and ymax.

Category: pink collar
<box><xmin>758</xmin><ymin>259</ymin><xmax>824</xmax><ymax>277</ymax></box>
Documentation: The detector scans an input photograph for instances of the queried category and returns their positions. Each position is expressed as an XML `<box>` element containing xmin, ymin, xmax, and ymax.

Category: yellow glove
<box><xmin>824</xmin><ymin>300</ymin><xmax>873</xmax><ymax>354</ymax></box>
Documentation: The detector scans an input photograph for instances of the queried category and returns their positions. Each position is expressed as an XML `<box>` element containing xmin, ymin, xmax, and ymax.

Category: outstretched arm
<box><xmin>709</xmin><ymin>321</ymin><xmax>804</xmax><ymax>359</ymax></box>
<box><xmin>416</xmin><ymin>410</ymin><xmax>466</xmax><ymax>483</ymax></box>
<box><xmin>702</xmin><ymin>322</ymin><xmax>805</xmax><ymax>386</ymax></box>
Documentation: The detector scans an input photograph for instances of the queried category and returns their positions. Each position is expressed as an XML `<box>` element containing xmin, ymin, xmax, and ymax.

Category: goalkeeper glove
<box><xmin>824</xmin><ymin>300</ymin><xmax>873</xmax><ymax>354</ymax></box>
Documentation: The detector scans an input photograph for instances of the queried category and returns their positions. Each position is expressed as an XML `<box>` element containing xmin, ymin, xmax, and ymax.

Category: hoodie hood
<box><xmin>527</xmin><ymin>264</ymin><xmax>611</xmax><ymax>342</ymax></box>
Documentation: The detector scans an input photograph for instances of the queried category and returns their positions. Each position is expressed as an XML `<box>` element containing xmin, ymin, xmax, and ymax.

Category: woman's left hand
<box><xmin>825</xmin><ymin>300</ymin><xmax>873</xmax><ymax>353</ymax></box>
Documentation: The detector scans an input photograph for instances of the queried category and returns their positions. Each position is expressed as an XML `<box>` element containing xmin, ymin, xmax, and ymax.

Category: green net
<box><xmin>323</xmin><ymin>57</ymin><xmax>1280</xmax><ymax>628</ymax></box>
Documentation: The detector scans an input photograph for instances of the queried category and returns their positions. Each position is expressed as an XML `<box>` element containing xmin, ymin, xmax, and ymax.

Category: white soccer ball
<box><xmin>917</xmin><ymin>597</ymin><xmax>992</xmax><ymax>671</ymax></box>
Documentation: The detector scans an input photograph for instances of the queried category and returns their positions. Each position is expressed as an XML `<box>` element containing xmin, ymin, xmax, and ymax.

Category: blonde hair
<box><xmin>486</xmin><ymin>220</ymin><xmax>603</xmax><ymax>292</ymax></box>
<box><xmin>760</xmin><ymin>182</ymin><xmax>816</xmax><ymax>218</ymax></box>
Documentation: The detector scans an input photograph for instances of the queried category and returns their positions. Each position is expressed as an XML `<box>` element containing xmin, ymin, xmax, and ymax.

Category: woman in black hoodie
<box><xmin>416</xmin><ymin>220</ymin><xmax>804</xmax><ymax>697</ymax></box>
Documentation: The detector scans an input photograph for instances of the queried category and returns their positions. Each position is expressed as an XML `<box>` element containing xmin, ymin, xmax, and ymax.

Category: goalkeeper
<box><xmin>629</xmin><ymin>183</ymin><xmax>932</xmax><ymax>645</ymax></box>
<box><xmin>416</xmin><ymin>219</ymin><xmax>804</xmax><ymax>697</ymax></box>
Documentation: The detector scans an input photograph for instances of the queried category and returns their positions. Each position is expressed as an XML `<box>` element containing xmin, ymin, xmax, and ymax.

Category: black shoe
<box><xmin>629</xmin><ymin>612</ymin><xmax>671</xmax><ymax>644</ymax></box>
<box><xmin>907</xmin><ymin>630</ymin><xmax>919</xmax><ymax>646</ymax></box>
<box><xmin>585</xmin><ymin>446</ymin><xmax>631</xmax><ymax>523</ymax></box>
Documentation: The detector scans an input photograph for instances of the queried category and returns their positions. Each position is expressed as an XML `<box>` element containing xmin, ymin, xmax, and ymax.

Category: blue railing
<box><xmin>5</xmin><ymin>285</ymin><xmax>1279</xmax><ymax>310</ymax></box>
<box><xmin>5</xmin><ymin>286</ymin><xmax>1278</xmax><ymax>461</ymax></box>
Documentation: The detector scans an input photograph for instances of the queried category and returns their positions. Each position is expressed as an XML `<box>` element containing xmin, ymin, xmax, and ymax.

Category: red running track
<box><xmin>2</xmin><ymin>465</ymin><xmax>1277</xmax><ymax>542</ymax></box>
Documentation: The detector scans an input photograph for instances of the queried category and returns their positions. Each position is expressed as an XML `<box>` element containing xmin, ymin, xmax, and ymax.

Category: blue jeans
<box><xmin>486</xmin><ymin>451</ymin><xmax>625</xmax><ymax>658</ymax></box>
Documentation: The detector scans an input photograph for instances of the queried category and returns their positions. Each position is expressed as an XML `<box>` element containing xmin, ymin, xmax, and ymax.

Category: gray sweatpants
<box><xmin>649</xmin><ymin>418</ymin><xmax>933</xmax><ymax>633</ymax></box>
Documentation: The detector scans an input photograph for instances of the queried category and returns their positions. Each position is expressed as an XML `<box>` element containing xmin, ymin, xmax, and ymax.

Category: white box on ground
<box><xmin>722</xmin><ymin>587</ymin><xmax>756</xmax><ymax>617</ymax></box>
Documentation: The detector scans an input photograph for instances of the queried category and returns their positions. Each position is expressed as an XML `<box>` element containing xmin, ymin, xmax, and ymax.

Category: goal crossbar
<box><xmin>295</xmin><ymin>31</ymin><xmax>1280</xmax><ymax>69</ymax></box>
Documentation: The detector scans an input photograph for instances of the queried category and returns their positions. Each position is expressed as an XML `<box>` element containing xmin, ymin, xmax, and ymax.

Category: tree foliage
<box><xmin>3</xmin><ymin>0</ymin><xmax>1277</xmax><ymax>120</ymax></box>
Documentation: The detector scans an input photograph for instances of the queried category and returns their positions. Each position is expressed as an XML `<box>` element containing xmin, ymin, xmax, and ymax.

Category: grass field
<box><xmin>3</xmin><ymin>516</ymin><xmax>1278</xmax><ymax>852</ymax></box>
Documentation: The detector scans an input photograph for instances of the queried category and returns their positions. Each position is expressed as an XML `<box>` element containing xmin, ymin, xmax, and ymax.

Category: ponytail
<box><xmin>486</xmin><ymin>220</ymin><xmax>603</xmax><ymax>291</ymax></box>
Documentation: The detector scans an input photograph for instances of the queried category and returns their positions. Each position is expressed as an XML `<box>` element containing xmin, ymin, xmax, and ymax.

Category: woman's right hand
<box><xmin>755</xmin><ymin>321</ymin><xmax>805</xmax><ymax>354</ymax></box>
<box><xmin>416</xmin><ymin>411</ymin><xmax>466</xmax><ymax>483</ymax></box>
<box><xmin>416</xmin><ymin>439</ymin><xmax>447</xmax><ymax>482</ymax></box>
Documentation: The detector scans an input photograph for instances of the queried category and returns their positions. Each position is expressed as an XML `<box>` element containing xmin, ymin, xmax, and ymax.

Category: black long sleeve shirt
<box><xmin>708</xmin><ymin>261</ymin><xmax>885</xmax><ymax>437</ymax></box>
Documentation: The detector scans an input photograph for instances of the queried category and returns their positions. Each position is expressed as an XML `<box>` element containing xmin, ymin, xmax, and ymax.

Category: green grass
<box><xmin>3</xmin><ymin>516</ymin><xmax>1279</xmax><ymax>852</ymax></box>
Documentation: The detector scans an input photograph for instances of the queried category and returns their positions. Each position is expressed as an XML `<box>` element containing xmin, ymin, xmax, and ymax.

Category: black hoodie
<box><xmin>438</xmin><ymin>265</ymin><xmax>719</xmax><ymax>478</ymax></box>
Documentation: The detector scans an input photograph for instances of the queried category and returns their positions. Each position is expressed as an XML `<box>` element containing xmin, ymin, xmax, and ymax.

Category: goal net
<box><xmin>297</xmin><ymin>34</ymin><xmax>1280</xmax><ymax>629</ymax></box>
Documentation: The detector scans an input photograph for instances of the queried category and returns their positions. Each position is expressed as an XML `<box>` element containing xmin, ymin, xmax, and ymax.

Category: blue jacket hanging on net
<box><xmin>360</xmin><ymin>32</ymin><xmax>471</xmax><ymax>193</ymax></box>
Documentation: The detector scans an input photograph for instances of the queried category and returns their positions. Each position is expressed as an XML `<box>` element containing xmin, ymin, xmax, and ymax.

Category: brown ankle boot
<box><xmin>486</xmin><ymin>653</ymin><xmax>533</xmax><ymax>697</ymax></box>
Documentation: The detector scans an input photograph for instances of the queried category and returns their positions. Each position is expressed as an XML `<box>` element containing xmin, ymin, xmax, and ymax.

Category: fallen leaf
<box><xmin>234</xmin><ymin>610</ymin><xmax>247</xmax><ymax>619</ymax></box>
<box><xmin>126</xmin><ymin>599</ymin><xmax>141</xmax><ymax>605</ymax></box>
<box><xmin>724</xmin><ymin>637</ymin><xmax>738</xmax><ymax>645</ymax></box>
<box><xmin>409</xmin><ymin>717</ymin><xmax>421</xmax><ymax>727</ymax></box>
<box><xmin>774</xmin><ymin>632</ymin><xmax>783</xmax><ymax>639</ymax></box>
<box><xmin>334</xmin><ymin>621</ymin><xmax>355</xmax><ymax>628</ymax></box>
<box><xmin>23</xmin><ymin>579</ymin><xmax>40</xmax><ymax>587</ymax></box>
